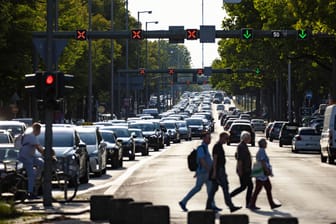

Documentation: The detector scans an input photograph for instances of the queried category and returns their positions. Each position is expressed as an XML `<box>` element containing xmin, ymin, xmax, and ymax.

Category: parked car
<box><xmin>176</xmin><ymin>120</ymin><xmax>192</xmax><ymax>141</ymax></box>
<box><xmin>129</xmin><ymin>128</ymin><xmax>149</xmax><ymax>156</ymax></box>
<box><xmin>320</xmin><ymin>105</ymin><xmax>336</xmax><ymax>164</ymax></box>
<box><xmin>0</xmin><ymin>144</ymin><xmax>22</xmax><ymax>172</ymax></box>
<box><xmin>75</xmin><ymin>126</ymin><xmax>107</xmax><ymax>176</ymax></box>
<box><xmin>100</xmin><ymin>126</ymin><xmax>135</xmax><ymax>160</ymax></box>
<box><xmin>227</xmin><ymin>123</ymin><xmax>255</xmax><ymax>146</ymax></box>
<box><xmin>99</xmin><ymin>129</ymin><xmax>123</xmax><ymax>169</ymax></box>
<box><xmin>36</xmin><ymin>125</ymin><xmax>90</xmax><ymax>185</ymax></box>
<box><xmin>279</xmin><ymin>123</ymin><xmax>299</xmax><ymax>147</ymax></box>
<box><xmin>269</xmin><ymin>121</ymin><xmax>286</xmax><ymax>142</ymax></box>
<box><xmin>292</xmin><ymin>127</ymin><xmax>321</xmax><ymax>153</ymax></box>
<box><xmin>160</xmin><ymin>120</ymin><xmax>181</xmax><ymax>144</ymax></box>
<box><xmin>185</xmin><ymin>118</ymin><xmax>207</xmax><ymax>138</ymax></box>
<box><xmin>251</xmin><ymin>119</ymin><xmax>266</xmax><ymax>133</ymax></box>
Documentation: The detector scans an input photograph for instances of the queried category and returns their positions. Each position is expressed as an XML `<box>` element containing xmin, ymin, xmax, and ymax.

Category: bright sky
<box><xmin>128</xmin><ymin>0</ymin><xmax>227</xmax><ymax>68</ymax></box>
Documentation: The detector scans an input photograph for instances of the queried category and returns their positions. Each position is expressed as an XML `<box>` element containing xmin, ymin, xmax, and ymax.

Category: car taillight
<box><xmin>295</xmin><ymin>135</ymin><xmax>302</xmax><ymax>141</ymax></box>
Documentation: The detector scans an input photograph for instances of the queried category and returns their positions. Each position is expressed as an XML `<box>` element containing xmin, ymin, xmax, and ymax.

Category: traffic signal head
<box><xmin>297</xmin><ymin>29</ymin><xmax>309</xmax><ymax>40</ymax></box>
<box><xmin>168</xmin><ymin>68</ymin><xmax>175</xmax><ymax>75</ymax></box>
<box><xmin>139</xmin><ymin>68</ymin><xmax>145</xmax><ymax>75</ymax></box>
<box><xmin>131</xmin><ymin>29</ymin><xmax>143</xmax><ymax>40</ymax></box>
<box><xmin>57</xmin><ymin>72</ymin><xmax>74</xmax><ymax>99</ymax></box>
<box><xmin>25</xmin><ymin>71</ymin><xmax>43</xmax><ymax>99</ymax></box>
<box><xmin>43</xmin><ymin>71</ymin><xmax>57</xmax><ymax>102</ymax></box>
<box><xmin>186</xmin><ymin>29</ymin><xmax>199</xmax><ymax>40</ymax></box>
<box><xmin>241</xmin><ymin>28</ymin><xmax>253</xmax><ymax>40</ymax></box>
<box><xmin>255</xmin><ymin>67</ymin><xmax>261</xmax><ymax>75</ymax></box>
<box><xmin>197</xmin><ymin>68</ymin><xmax>204</xmax><ymax>75</ymax></box>
<box><xmin>76</xmin><ymin>29</ymin><xmax>87</xmax><ymax>40</ymax></box>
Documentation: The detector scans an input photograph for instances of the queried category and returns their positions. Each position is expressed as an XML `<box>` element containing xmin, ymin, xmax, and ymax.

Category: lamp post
<box><xmin>137</xmin><ymin>10</ymin><xmax>152</xmax><ymax>28</ymax></box>
<box><xmin>145</xmin><ymin>21</ymin><xmax>158</xmax><ymax>107</ymax></box>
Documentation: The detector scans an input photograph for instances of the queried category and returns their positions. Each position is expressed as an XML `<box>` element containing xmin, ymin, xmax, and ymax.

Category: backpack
<box><xmin>14</xmin><ymin>133</ymin><xmax>25</xmax><ymax>150</ymax></box>
<box><xmin>187</xmin><ymin>145</ymin><xmax>205</xmax><ymax>171</ymax></box>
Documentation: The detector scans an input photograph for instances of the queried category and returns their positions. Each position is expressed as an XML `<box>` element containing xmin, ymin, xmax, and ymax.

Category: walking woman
<box><xmin>249</xmin><ymin>138</ymin><xmax>281</xmax><ymax>210</ymax></box>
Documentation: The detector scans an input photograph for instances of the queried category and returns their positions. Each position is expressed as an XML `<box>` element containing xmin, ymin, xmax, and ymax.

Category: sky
<box><xmin>128</xmin><ymin>0</ymin><xmax>227</xmax><ymax>68</ymax></box>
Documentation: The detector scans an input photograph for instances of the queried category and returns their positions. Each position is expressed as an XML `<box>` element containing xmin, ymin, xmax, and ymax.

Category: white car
<box><xmin>251</xmin><ymin>119</ymin><xmax>266</xmax><ymax>132</ymax></box>
<box><xmin>292</xmin><ymin>127</ymin><xmax>321</xmax><ymax>153</ymax></box>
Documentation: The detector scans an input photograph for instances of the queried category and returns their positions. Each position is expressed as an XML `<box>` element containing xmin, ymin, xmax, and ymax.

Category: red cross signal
<box><xmin>168</xmin><ymin>68</ymin><xmax>175</xmax><ymax>75</ymax></box>
<box><xmin>76</xmin><ymin>30</ymin><xmax>87</xmax><ymax>40</ymax></box>
<box><xmin>186</xmin><ymin>29</ymin><xmax>198</xmax><ymax>40</ymax></box>
<box><xmin>139</xmin><ymin>68</ymin><xmax>145</xmax><ymax>75</ymax></box>
<box><xmin>197</xmin><ymin>68</ymin><xmax>204</xmax><ymax>75</ymax></box>
<box><xmin>131</xmin><ymin>29</ymin><xmax>143</xmax><ymax>39</ymax></box>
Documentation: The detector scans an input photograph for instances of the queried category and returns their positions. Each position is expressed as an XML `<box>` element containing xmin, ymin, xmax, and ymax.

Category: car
<box><xmin>176</xmin><ymin>120</ymin><xmax>192</xmax><ymax>141</ymax></box>
<box><xmin>100</xmin><ymin>126</ymin><xmax>135</xmax><ymax>160</ymax></box>
<box><xmin>160</xmin><ymin>120</ymin><xmax>181</xmax><ymax>144</ymax></box>
<box><xmin>0</xmin><ymin>144</ymin><xmax>21</xmax><ymax>172</ymax></box>
<box><xmin>99</xmin><ymin>129</ymin><xmax>123</xmax><ymax>169</ymax></box>
<box><xmin>129</xmin><ymin>128</ymin><xmax>149</xmax><ymax>156</ymax></box>
<box><xmin>185</xmin><ymin>118</ymin><xmax>207</xmax><ymax>138</ymax></box>
<box><xmin>0</xmin><ymin>121</ymin><xmax>26</xmax><ymax>138</ymax></box>
<box><xmin>0</xmin><ymin>130</ymin><xmax>14</xmax><ymax>144</ymax></box>
<box><xmin>128</xmin><ymin>121</ymin><xmax>165</xmax><ymax>151</ymax></box>
<box><xmin>320</xmin><ymin>105</ymin><xmax>336</xmax><ymax>164</ymax></box>
<box><xmin>75</xmin><ymin>126</ymin><xmax>107</xmax><ymax>176</ymax></box>
<box><xmin>279</xmin><ymin>123</ymin><xmax>299</xmax><ymax>147</ymax></box>
<box><xmin>36</xmin><ymin>125</ymin><xmax>90</xmax><ymax>185</ymax></box>
<box><xmin>251</xmin><ymin>119</ymin><xmax>266</xmax><ymax>132</ymax></box>
<box><xmin>227</xmin><ymin>123</ymin><xmax>255</xmax><ymax>146</ymax></box>
<box><xmin>269</xmin><ymin>121</ymin><xmax>286</xmax><ymax>142</ymax></box>
<box><xmin>292</xmin><ymin>127</ymin><xmax>321</xmax><ymax>153</ymax></box>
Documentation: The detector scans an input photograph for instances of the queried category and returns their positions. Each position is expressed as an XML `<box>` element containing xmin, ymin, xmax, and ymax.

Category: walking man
<box><xmin>18</xmin><ymin>122</ymin><xmax>45</xmax><ymax>199</ymax></box>
<box><xmin>206</xmin><ymin>131</ymin><xmax>242</xmax><ymax>212</ymax></box>
<box><xmin>230</xmin><ymin>131</ymin><xmax>254</xmax><ymax>208</ymax></box>
<box><xmin>179</xmin><ymin>132</ymin><xmax>220</xmax><ymax>211</ymax></box>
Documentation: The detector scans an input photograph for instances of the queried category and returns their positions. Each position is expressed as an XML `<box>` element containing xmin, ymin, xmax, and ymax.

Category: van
<box><xmin>320</xmin><ymin>105</ymin><xmax>336</xmax><ymax>164</ymax></box>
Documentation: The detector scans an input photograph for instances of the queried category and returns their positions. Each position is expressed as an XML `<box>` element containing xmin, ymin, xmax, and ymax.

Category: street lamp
<box><xmin>137</xmin><ymin>10</ymin><xmax>152</xmax><ymax>28</ymax></box>
<box><xmin>145</xmin><ymin>21</ymin><xmax>159</xmax><ymax>108</ymax></box>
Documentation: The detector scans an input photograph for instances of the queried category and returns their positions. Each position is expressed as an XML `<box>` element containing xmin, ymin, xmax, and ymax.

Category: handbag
<box><xmin>251</xmin><ymin>161</ymin><xmax>264</xmax><ymax>177</ymax></box>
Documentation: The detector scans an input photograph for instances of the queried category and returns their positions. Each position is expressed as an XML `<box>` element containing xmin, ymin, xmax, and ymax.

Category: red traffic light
<box><xmin>45</xmin><ymin>74</ymin><xmax>55</xmax><ymax>85</ymax></box>
<box><xmin>197</xmin><ymin>68</ymin><xmax>204</xmax><ymax>75</ymax></box>
<box><xmin>131</xmin><ymin>29</ymin><xmax>143</xmax><ymax>39</ymax></box>
<box><xmin>76</xmin><ymin>29</ymin><xmax>87</xmax><ymax>40</ymax></box>
<box><xmin>139</xmin><ymin>68</ymin><xmax>145</xmax><ymax>75</ymax></box>
<box><xmin>168</xmin><ymin>68</ymin><xmax>175</xmax><ymax>75</ymax></box>
<box><xmin>186</xmin><ymin>29</ymin><xmax>198</xmax><ymax>40</ymax></box>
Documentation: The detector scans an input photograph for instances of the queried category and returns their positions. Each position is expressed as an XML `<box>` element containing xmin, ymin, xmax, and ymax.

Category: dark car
<box><xmin>128</xmin><ymin>121</ymin><xmax>165</xmax><ymax>151</ymax></box>
<box><xmin>75</xmin><ymin>126</ymin><xmax>107</xmax><ymax>176</ymax></box>
<box><xmin>37</xmin><ymin>125</ymin><xmax>90</xmax><ymax>185</ymax></box>
<box><xmin>269</xmin><ymin>121</ymin><xmax>286</xmax><ymax>142</ymax></box>
<box><xmin>185</xmin><ymin>118</ymin><xmax>207</xmax><ymax>138</ymax></box>
<box><xmin>100</xmin><ymin>126</ymin><xmax>135</xmax><ymax>160</ymax></box>
<box><xmin>227</xmin><ymin>123</ymin><xmax>255</xmax><ymax>146</ymax></box>
<box><xmin>279</xmin><ymin>122</ymin><xmax>299</xmax><ymax>147</ymax></box>
<box><xmin>0</xmin><ymin>144</ymin><xmax>22</xmax><ymax>173</ymax></box>
<box><xmin>160</xmin><ymin>120</ymin><xmax>181</xmax><ymax>144</ymax></box>
<box><xmin>176</xmin><ymin>120</ymin><xmax>192</xmax><ymax>141</ymax></box>
<box><xmin>129</xmin><ymin>128</ymin><xmax>149</xmax><ymax>156</ymax></box>
<box><xmin>99</xmin><ymin>130</ymin><xmax>123</xmax><ymax>169</ymax></box>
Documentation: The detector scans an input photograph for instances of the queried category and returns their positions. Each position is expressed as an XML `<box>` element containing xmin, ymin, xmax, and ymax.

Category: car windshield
<box><xmin>186</xmin><ymin>119</ymin><xmax>202</xmax><ymax>126</ymax></box>
<box><xmin>0</xmin><ymin>148</ymin><xmax>18</xmax><ymax>161</ymax></box>
<box><xmin>300</xmin><ymin>129</ymin><xmax>319</xmax><ymax>135</ymax></box>
<box><xmin>162</xmin><ymin>123</ymin><xmax>175</xmax><ymax>129</ymax></box>
<box><xmin>176</xmin><ymin>122</ymin><xmax>186</xmax><ymax>128</ymax></box>
<box><xmin>112</xmin><ymin>128</ymin><xmax>130</xmax><ymax>137</ymax></box>
<box><xmin>38</xmin><ymin>132</ymin><xmax>74</xmax><ymax>147</ymax></box>
<box><xmin>131</xmin><ymin>130</ymin><xmax>143</xmax><ymax>137</ymax></box>
<box><xmin>129</xmin><ymin>123</ymin><xmax>155</xmax><ymax>131</ymax></box>
<box><xmin>78</xmin><ymin>132</ymin><xmax>97</xmax><ymax>145</ymax></box>
<box><xmin>0</xmin><ymin>134</ymin><xmax>11</xmax><ymax>143</ymax></box>
<box><xmin>0</xmin><ymin>125</ymin><xmax>23</xmax><ymax>136</ymax></box>
<box><xmin>101</xmin><ymin>132</ymin><xmax>116</xmax><ymax>143</ymax></box>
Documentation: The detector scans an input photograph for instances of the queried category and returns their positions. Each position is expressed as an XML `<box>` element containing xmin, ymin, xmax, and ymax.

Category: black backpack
<box><xmin>187</xmin><ymin>145</ymin><xmax>205</xmax><ymax>171</ymax></box>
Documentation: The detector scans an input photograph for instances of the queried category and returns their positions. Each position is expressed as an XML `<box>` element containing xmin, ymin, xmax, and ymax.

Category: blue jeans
<box><xmin>19</xmin><ymin>156</ymin><xmax>44</xmax><ymax>193</ymax></box>
<box><xmin>181</xmin><ymin>172</ymin><xmax>216</xmax><ymax>207</ymax></box>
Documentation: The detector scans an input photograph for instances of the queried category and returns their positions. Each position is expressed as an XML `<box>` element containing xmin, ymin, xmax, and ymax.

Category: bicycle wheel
<box><xmin>51</xmin><ymin>172</ymin><xmax>78</xmax><ymax>203</ymax></box>
<box><xmin>0</xmin><ymin>173</ymin><xmax>27</xmax><ymax>203</ymax></box>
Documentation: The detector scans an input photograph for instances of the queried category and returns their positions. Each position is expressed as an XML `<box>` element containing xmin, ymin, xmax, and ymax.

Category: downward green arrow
<box><xmin>255</xmin><ymin>68</ymin><xmax>260</xmax><ymax>74</ymax></box>
<box><xmin>298</xmin><ymin>29</ymin><xmax>307</xmax><ymax>39</ymax></box>
<box><xmin>243</xmin><ymin>30</ymin><xmax>252</xmax><ymax>39</ymax></box>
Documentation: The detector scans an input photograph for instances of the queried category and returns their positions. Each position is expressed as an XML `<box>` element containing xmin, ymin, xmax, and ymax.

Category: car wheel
<box><xmin>154</xmin><ymin>146</ymin><xmax>159</xmax><ymax>151</ymax></box>
<box><xmin>129</xmin><ymin>154</ymin><xmax>135</xmax><ymax>161</ymax></box>
<box><xmin>279</xmin><ymin>141</ymin><xmax>283</xmax><ymax>147</ymax></box>
<box><xmin>111</xmin><ymin>155</ymin><xmax>119</xmax><ymax>169</ymax></box>
<box><xmin>79</xmin><ymin>161</ymin><xmax>90</xmax><ymax>184</ymax></box>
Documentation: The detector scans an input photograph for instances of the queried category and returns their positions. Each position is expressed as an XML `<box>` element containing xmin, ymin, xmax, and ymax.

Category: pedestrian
<box><xmin>18</xmin><ymin>122</ymin><xmax>45</xmax><ymax>199</ymax></box>
<box><xmin>179</xmin><ymin>132</ymin><xmax>221</xmax><ymax>212</ymax></box>
<box><xmin>206</xmin><ymin>131</ymin><xmax>242</xmax><ymax>213</ymax></box>
<box><xmin>230</xmin><ymin>131</ymin><xmax>254</xmax><ymax>208</ymax></box>
<box><xmin>249</xmin><ymin>138</ymin><xmax>281</xmax><ymax>210</ymax></box>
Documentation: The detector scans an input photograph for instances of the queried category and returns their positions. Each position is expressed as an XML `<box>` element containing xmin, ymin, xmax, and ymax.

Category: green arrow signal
<box><xmin>255</xmin><ymin>68</ymin><xmax>260</xmax><ymax>74</ymax></box>
<box><xmin>298</xmin><ymin>29</ymin><xmax>308</xmax><ymax>39</ymax></box>
<box><xmin>243</xmin><ymin>30</ymin><xmax>252</xmax><ymax>39</ymax></box>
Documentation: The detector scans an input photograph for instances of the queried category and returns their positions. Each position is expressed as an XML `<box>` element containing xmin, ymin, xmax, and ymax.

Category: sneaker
<box><xmin>179</xmin><ymin>201</ymin><xmax>188</xmax><ymax>212</ymax></box>
<box><xmin>212</xmin><ymin>206</ymin><xmax>222</xmax><ymax>212</ymax></box>
<box><xmin>230</xmin><ymin>206</ymin><xmax>242</xmax><ymax>213</ymax></box>
<box><xmin>27</xmin><ymin>193</ymin><xmax>40</xmax><ymax>200</ymax></box>
<box><xmin>248</xmin><ymin>205</ymin><xmax>261</xmax><ymax>210</ymax></box>
<box><xmin>271</xmin><ymin>204</ymin><xmax>282</xmax><ymax>209</ymax></box>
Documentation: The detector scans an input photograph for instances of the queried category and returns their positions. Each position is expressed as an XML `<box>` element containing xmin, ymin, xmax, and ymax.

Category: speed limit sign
<box><xmin>271</xmin><ymin>30</ymin><xmax>282</xmax><ymax>38</ymax></box>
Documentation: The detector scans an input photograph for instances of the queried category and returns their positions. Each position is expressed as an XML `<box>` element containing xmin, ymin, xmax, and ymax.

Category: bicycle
<box><xmin>0</xmin><ymin>159</ymin><xmax>78</xmax><ymax>203</ymax></box>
